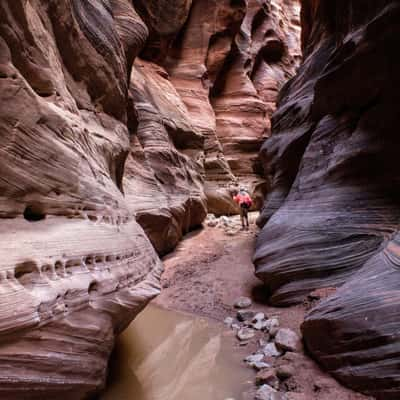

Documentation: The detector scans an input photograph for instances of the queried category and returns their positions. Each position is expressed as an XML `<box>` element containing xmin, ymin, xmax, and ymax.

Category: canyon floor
<box><xmin>153</xmin><ymin>213</ymin><xmax>372</xmax><ymax>400</ymax></box>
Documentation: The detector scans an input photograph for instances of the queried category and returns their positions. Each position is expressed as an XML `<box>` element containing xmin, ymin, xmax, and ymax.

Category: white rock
<box><xmin>275</xmin><ymin>328</ymin><xmax>300</xmax><ymax>352</ymax></box>
<box><xmin>253</xmin><ymin>312</ymin><xmax>266</xmax><ymax>322</ymax></box>
<box><xmin>234</xmin><ymin>296</ymin><xmax>252</xmax><ymax>309</ymax></box>
<box><xmin>261</xmin><ymin>342</ymin><xmax>283</xmax><ymax>357</ymax></box>
<box><xmin>237</xmin><ymin>327</ymin><xmax>255</xmax><ymax>341</ymax></box>
<box><xmin>255</xmin><ymin>385</ymin><xmax>287</xmax><ymax>400</ymax></box>
<box><xmin>265</xmin><ymin>318</ymin><xmax>280</xmax><ymax>334</ymax></box>
<box><xmin>219</xmin><ymin>216</ymin><xmax>231</xmax><ymax>226</ymax></box>
<box><xmin>244</xmin><ymin>353</ymin><xmax>264</xmax><ymax>363</ymax></box>
<box><xmin>224</xmin><ymin>317</ymin><xmax>234</xmax><ymax>326</ymax></box>
<box><xmin>207</xmin><ymin>219</ymin><xmax>218</xmax><ymax>227</ymax></box>
<box><xmin>255</xmin><ymin>384</ymin><xmax>277</xmax><ymax>400</ymax></box>
<box><xmin>252</xmin><ymin>320</ymin><xmax>268</xmax><ymax>331</ymax></box>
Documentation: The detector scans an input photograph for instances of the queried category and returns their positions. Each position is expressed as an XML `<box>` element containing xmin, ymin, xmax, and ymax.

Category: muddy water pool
<box><xmin>100</xmin><ymin>304</ymin><xmax>253</xmax><ymax>400</ymax></box>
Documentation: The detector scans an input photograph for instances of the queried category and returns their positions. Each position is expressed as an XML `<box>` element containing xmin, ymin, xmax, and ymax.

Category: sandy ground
<box><xmin>154</xmin><ymin>213</ymin><xmax>372</xmax><ymax>400</ymax></box>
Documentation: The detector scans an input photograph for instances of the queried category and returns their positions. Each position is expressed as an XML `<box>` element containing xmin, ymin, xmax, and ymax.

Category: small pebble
<box><xmin>237</xmin><ymin>327</ymin><xmax>255</xmax><ymax>341</ymax></box>
<box><xmin>252</xmin><ymin>361</ymin><xmax>271</xmax><ymax>371</ymax></box>
<box><xmin>276</xmin><ymin>365</ymin><xmax>295</xmax><ymax>380</ymax></box>
<box><xmin>255</xmin><ymin>384</ymin><xmax>279</xmax><ymax>400</ymax></box>
<box><xmin>255</xmin><ymin>369</ymin><xmax>280</xmax><ymax>389</ymax></box>
<box><xmin>244</xmin><ymin>353</ymin><xmax>264</xmax><ymax>364</ymax></box>
<box><xmin>265</xmin><ymin>318</ymin><xmax>280</xmax><ymax>337</ymax></box>
<box><xmin>237</xmin><ymin>309</ymin><xmax>256</xmax><ymax>322</ymax></box>
<box><xmin>261</xmin><ymin>342</ymin><xmax>283</xmax><ymax>358</ymax></box>
<box><xmin>253</xmin><ymin>312</ymin><xmax>266</xmax><ymax>322</ymax></box>
<box><xmin>234</xmin><ymin>296</ymin><xmax>252</xmax><ymax>309</ymax></box>
<box><xmin>207</xmin><ymin>219</ymin><xmax>218</xmax><ymax>227</ymax></box>
<box><xmin>224</xmin><ymin>317</ymin><xmax>234</xmax><ymax>326</ymax></box>
<box><xmin>269</xmin><ymin>326</ymin><xmax>279</xmax><ymax>337</ymax></box>
<box><xmin>252</xmin><ymin>320</ymin><xmax>268</xmax><ymax>330</ymax></box>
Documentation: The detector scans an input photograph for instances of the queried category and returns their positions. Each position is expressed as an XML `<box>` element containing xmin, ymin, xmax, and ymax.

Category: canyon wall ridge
<box><xmin>254</xmin><ymin>1</ymin><xmax>400</xmax><ymax>398</ymax></box>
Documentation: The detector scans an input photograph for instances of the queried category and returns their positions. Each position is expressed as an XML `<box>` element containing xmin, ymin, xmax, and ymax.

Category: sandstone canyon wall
<box><xmin>162</xmin><ymin>0</ymin><xmax>301</xmax><ymax>214</ymax></box>
<box><xmin>0</xmin><ymin>1</ymin><xmax>163</xmax><ymax>398</ymax></box>
<box><xmin>0</xmin><ymin>0</ymin><xmax>300</xmax><ymax>398</ymax></box>
<box><xmin>254</xmin><ymin>1</ymin><xmax>400</xmax><ymax>398</ymax></box>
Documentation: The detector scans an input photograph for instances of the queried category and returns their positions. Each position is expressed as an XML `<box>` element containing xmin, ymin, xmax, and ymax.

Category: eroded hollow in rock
<box><xmin>23</xmin><ymin>205</ymin><xmax>46</xmax><ymax>222</ymax></box>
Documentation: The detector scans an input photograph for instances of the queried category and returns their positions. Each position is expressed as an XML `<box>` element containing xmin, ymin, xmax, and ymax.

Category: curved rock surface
<box><xmin>302</xmin><ymin>235</ymin><xmax>400</xmax><ymax>399</ymax></box>
<box><xmin>0</xmin><ymin>0</ymin><xmax>161</xmax><ymax>398</ymax></box>
<box><xmin>125</xmin><ymin>59</ymin><xmax>206</xmax><ymax>255</ymax></box>
<box><xmin>254</xmin><ymin>0</ymin><xmax>400</xmax><ymax>397</ymax></box>
<box><xmin>0</xmin><ymin>0</ymin><xmax>300</xmax><ymax>398</ymax></box>
<box><xmin>164</xmin><ymin>0</ymin><xmax>301</xmax><ymax>214</ymax></box>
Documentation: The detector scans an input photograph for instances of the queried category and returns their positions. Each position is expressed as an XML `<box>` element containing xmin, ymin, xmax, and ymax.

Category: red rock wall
<box><xmin>0</xmin><ymin>0</ymin><xmax>300</xmax><ymax>398</ymax></box>
<box><xmin>254</xmin><ymin>1</ymin><xmax>400</xmax><ymax>398</ymax></box>
<box><xmin>162</xmin><ymin>0</ymin><xmax>301</xmax><ymax>214</ymax></box>
<box><xmin>0</xmin><ymin>1</ymin><xmax>162</xmax><ymax>398</ymax></box>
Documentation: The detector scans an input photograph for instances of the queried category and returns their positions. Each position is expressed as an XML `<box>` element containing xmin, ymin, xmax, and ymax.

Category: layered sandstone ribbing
<box><xmin>254</xmin><ymin>1</ymin><xmax>400</xmax><ymax>398</ymax></box>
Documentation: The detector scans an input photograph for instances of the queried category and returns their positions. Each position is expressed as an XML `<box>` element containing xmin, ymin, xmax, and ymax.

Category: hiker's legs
<box><xmin>244</xmin><ymin>209</ymin><xmax>249</xmax><ymax>228</ymax></box>
<box><xmin>239</xmin><ymin>208</ymin><xmax>245</xmax><ymax>228</ymax></box>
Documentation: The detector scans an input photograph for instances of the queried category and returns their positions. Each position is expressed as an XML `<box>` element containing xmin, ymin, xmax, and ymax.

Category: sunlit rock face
<box><xmin>162</xmin><ymin>0</ymin><xmax>302</xmax><ymax>215</ymax></box>
<box><xmin>254</xmin><ymin>0</ymin><xmax>400</xmax><ymax>398</ymax></box>
<box><xmin>210</xmin><ymin>0</ymin><xmax>301</xmax><ymax>212</ymax></box>
<box><xmin>0</xmin><ymin>0</ymin><xmax>162</xmax><ymax>398</ymax></box>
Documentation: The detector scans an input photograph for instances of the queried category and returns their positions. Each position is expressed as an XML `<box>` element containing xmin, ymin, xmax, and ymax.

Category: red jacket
<box><xmin>234</xmin><ymin>192</ymin><xmax>252</xmax><ymax>207</ymax></box>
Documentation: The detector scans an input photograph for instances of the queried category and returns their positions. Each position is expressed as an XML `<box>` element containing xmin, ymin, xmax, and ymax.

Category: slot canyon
<box><xmin>0</xmin><ymin>0</ymin><xmax>398</xmax><ymax>399</ymax></box>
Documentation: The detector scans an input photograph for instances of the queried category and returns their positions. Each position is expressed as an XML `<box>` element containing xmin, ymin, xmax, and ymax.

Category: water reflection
<box><xmin>100</xmin><ymin>304</ymin><xmax>253</xmax><ymax>400</ymax></box>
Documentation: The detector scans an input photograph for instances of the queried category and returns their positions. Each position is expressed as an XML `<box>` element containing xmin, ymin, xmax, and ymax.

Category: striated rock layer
<box><xmin>125</xmin><ymin>59</ymin><xmax>206</xmax><ymax>255</ymax></box>
<box><xmin>254</xmin><ymin>0</ymin><xmax>400</xmax><ymax>398</ymax></box>
<box><xmin>0</xmin><ymin>0</ymin><xmax>162</xmax><ymax>398</ymax></box>
<box><xmin>0</xmin><ymin>0</ymin><xmax>300</xmax><ymax>398</ymax></box>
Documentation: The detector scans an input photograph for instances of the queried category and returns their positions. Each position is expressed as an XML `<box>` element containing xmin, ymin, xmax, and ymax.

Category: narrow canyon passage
<box><xmin>101</xmin><ymin>214</ymin><xmax>371</xmax><ymax>400</ymax></box>
<box><xmin>1</xmin><ymin>0</ymin><xmax>399</xmax><ymax>399</ymax></box>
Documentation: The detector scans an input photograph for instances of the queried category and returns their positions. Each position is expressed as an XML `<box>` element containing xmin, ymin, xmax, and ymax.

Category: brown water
<box><xmin>100</xmin><ymin>304</ymin><xmax>253</xmax><ymax>400</ymax></box>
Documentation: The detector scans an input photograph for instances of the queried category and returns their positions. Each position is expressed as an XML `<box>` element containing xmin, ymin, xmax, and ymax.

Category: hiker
<box><xmin>233</xmin><ymin>187</ymin><xmax>252</xmax><ymax>230</ymax></box>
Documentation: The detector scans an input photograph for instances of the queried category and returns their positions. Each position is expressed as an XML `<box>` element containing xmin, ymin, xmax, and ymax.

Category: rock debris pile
<box><xmin>206</xmin><ymin>213</ymin><xmax>257</xmax><ymax>235</ymax></box>
<box><xmin>225</xmin><ymin>297</ymin><xmax>302</xmax><ymax>400</ymax></box>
